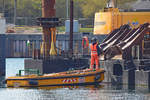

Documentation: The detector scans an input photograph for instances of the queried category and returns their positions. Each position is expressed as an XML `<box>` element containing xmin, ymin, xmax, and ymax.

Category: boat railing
<box><xmin>17</xmin><ymin>69</ymin><xmax>40</xmax><ymax>76</ymax></box>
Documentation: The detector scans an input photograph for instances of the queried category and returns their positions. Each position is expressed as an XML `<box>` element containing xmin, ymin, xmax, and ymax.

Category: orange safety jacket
<box><xmin>90</xmin><ymin>43</ymin><xmax>98</xmax><ymax>56</ymax></box>
<box><xmin>82</xmin><ymin>37</ymin><xmax>89</xmax><ymax>49</ymax></box>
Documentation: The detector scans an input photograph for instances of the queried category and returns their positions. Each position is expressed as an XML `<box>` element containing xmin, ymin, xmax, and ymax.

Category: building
<box><xmin>132</xmin><ymin>0</ymin><xmax>150</xmax><ymax>11</ymax></box>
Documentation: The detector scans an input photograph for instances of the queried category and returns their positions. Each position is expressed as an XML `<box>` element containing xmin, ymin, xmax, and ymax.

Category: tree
<box><xmin>17</xmin><ymin>0</ymin><xmax>41</xmax><ymax>17</ymax></box>
<box><xmin>0</xmin><ymin>0</ymin><xmax>13</xmax><ymax>17</ymax></box>
<box><xmin>0</xmin><ymin>0</ymin><xmax>138</xmax><ymax>25</ymax></box>
<box><xmin>78</xmin><ymin>0</ymin><xmax>106</xmax><ymax>18</ymax></box>
<box><xmin>79</xmin><ymin>0</ymin><xmax>137</xmax><ymax>18</ymax></box>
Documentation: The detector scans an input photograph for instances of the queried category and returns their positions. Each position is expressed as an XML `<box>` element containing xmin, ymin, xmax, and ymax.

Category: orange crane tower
<box><xmin>37</xmin><ymin>0</ymin><xmax>59</xmax><ymax>58</ymax></box>
<box><xmin>24</xmin><ymin>0</ymin><xmax>89</xmax><ymax>74</ymax></box>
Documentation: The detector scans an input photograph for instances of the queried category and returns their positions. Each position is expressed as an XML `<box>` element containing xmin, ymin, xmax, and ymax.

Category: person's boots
<box><xmin>96</xmin><ymin>66</ymin><xmax>100</xmax><ymax>71</ymax></box>
<box><xmin>89</xmin><ymin>66</ymin><xmax>94</xmax><ymax>71</ymax></box>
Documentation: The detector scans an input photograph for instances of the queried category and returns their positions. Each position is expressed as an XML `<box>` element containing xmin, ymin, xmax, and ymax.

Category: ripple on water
<box><xmin>0</xmin><ymin>58</ymin><xmax>149</xmax><ymax>100</ymax></box>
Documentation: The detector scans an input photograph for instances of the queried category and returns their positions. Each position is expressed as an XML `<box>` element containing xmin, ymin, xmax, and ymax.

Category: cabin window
<box><xmin>95</xmin><ymin>22</ymin><xmax>106</xmax><ymax>26</ymax></box>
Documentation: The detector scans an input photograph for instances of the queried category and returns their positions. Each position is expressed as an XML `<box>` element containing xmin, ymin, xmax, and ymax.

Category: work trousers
<box><xmin>90</xmin><ymin>55</ymin><xmax>99</xmax><ymax>69</ymax></box>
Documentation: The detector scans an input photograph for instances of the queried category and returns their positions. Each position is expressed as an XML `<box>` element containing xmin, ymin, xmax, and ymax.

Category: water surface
<box><xmin>0</xmin><ymin>58</ymin><xmax>149</xmax><ymax>100</ymax></box>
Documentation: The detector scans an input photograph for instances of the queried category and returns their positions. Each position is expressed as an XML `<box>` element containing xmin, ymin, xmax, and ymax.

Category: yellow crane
<box><xmin>94</xmin><ymin>0</ymin><xmax>150</xmax><ymax>34</ymax></box>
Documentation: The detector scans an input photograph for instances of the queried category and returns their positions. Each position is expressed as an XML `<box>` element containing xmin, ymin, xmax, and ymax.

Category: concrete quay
<box><xmin>102</xmin><ymin>59</ymin><xmax>150</xmax><ymax>91</ymax></box>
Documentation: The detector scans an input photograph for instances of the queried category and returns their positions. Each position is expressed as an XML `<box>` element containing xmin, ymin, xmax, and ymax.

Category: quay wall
<box><xmin>102</xmin><ymin>59</ymin><xmax>150</xmax><ymax>91</ymax></box>
<box><xmin>0</xmin><ymin>34</ymin><xmax>6</xmax><ymax>85</ymax></box>
<box><xmin>1</xmin><ymin>33</ymin><xmax>106</xmax><ymax>58</ymax></box>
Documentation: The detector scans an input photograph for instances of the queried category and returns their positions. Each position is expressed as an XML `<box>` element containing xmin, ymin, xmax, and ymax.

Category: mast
<box><xmin>69</xmin><ymin>0</ymin><xmax>74</xmax><ymax>57</ymax></box>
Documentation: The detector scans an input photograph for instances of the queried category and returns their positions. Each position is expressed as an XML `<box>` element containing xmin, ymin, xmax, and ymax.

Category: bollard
<box><xmin>113</xmin><ymin>63</ymin><xmax>123</xmax><ymax>76</ymax></box>
<box><xmin>112</xmin><ymin>63</ymin><xmax>123</xmax><ymax>89</ymax></box>
<box><xmin>19</xmin><ymin>70</ymin><xmax>22</xmax><ymax>76</ymax></box>
<box><xmin>128</xmin><ymin>69</ymin><xmax>135</xmax><ymax>90</ymax></box>
<box><xmin>148</xmin><ymin>71</ymin><xmax>150</xmax><ymax>91</ymax></box>
<box><xmin>37</xmin><ymin>49</ymin><xmax>41</xmax><ymax>59</ymax></box>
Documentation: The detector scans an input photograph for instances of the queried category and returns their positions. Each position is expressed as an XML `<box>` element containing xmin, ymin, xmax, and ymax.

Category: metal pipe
<box><xmin>14</xmin><ymin>0</ymin><xmax>17</xmax><ymax>25</ymax></box>
<box><xmin>116</xmin><ymin>0</ymin><xmax>118</xmax><ymax>8</ymax></box>
<box><xmin>66</xmin><ymin>0</ymin><xmax>69</xmax><ymax>18</ymax></box>
<box><xmin>2</xmin><ymin>0</ymin><xmax>5</xmax><ymax>14</ymax></box>
<box><xmin>69</xmin><ymin>0</ymin><xmax>74</xmax><ymax>57</ymax></box>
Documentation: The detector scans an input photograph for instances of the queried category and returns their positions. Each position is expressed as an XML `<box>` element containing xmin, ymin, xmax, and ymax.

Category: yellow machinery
<box><xmin>94</xmin><ymin>8</ymin><xmax>150</xmax><ymax>35</ymax></box>
<box><xmin>6</xmin><ymin>69</ymin><xmax>105</xmax><ymax>87</ymax></box>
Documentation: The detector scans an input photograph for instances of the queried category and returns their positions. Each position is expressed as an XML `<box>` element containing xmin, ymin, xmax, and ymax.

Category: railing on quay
<box><xmin>5</xmin><ymin>39</ymin><xmax>90</xmax><ymax>58</ymax></box>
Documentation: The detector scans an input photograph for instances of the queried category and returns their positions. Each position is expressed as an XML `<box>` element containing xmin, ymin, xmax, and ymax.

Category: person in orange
<box><xmin>82</xmin><ymin>36</ymin><xmax>89</xmax><ymax>56</ymax></box>
<box><xmin>90</xmin><ymin>37</ymin><xmax>101</xmax><ymax>70</ymax></box>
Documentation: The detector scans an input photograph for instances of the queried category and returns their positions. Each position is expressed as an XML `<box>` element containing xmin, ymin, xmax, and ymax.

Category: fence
<box><xmin>5</xmin><ymin>34</ymin><xmax>92</xmax><ymax>58</ymax></box>
<box><xmin>5</xmin><ymin>17</ymin><xmax>94</xmax><ymax>28</ymax></box>
<box><xmin>6</xmin><ymin>40</ymin><xmax>91</xmax><ymax>58</ymax></box>
<box><xmin>4</xmin><ymin>33</ymin><xmax>107</xmax><ymax>58</ymax></box>
<box><xmin>5</xmin><ymin>17</ymin><xmax>37</xmax><ymax>26</ymax></box>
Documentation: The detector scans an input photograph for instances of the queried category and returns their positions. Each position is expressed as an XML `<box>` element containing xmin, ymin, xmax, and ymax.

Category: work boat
<box><xmin>6</xmin><ymin>69</ymin><xmax>105</xmax><ymax>87</ymax></box>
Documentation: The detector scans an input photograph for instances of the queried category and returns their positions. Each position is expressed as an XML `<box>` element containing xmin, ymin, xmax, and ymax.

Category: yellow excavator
<box><xmin>94</xmin><ymin>0</ymin><xmax>150</xmax><ymax>35</ymax></box>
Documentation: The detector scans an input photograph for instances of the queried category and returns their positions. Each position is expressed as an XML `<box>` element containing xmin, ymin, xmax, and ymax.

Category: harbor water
<box><xmin>0</xmin><ymin>58</ymin><xmax>150</xmax><ymax>100</ymax></box>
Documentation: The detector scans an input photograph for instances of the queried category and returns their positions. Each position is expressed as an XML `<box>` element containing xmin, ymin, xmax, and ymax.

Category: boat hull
<box><xmin>6</xmin><ymin>69</ymin><xmax>105</xmax><ymax>87</ymax></box>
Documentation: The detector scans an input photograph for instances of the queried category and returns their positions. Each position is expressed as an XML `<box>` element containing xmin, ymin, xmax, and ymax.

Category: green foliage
<box><xmin>56</xmin><ymin>26</ymin><xmax>93</xmax><ymax>33</ymax></box>
<box><xmin>78</xmin><ymin>0</ymin><xmax>137</xmax><ymax>18</ymax></box>
<box><xmin>56</xmin><ymin>26</ymin><xmax>65</xmax><ymax>32</ymax></box>
<box><xmin>0</xmin><ymin>0</ymin><xmax>41</xmax><ymax>17</ymax></box>
<box><xmin>0</xmin><ymin>0</ymin><xmax>137</xmax><ymax>22</ymax></box>
<box><xmin>17</xmin><ymin>0</ymin><xmax>41</xmax><ymax>17</ymax></box>
<box><xmin>80</xmin><ymin>27</ymin><xmax>93</xmax><ymax>33</ymax></box>
<box><xmin>79</xmin><ymin>0</ymin><xmax>107</xmax><ymax>18</ymax></box>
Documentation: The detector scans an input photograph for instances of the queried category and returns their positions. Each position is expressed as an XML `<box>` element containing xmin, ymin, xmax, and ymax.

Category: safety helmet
<box><xmin>91</xmin><ymin>37</ymin><xmax>97</xmax><ymax>44</ymax></box>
